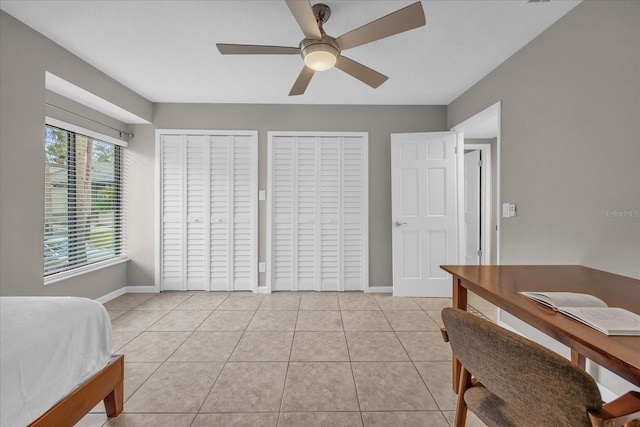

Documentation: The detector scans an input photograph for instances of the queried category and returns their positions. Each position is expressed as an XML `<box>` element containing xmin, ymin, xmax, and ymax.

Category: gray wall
<box><xmin>127</xmin><ymin>104</ymin><xmax>447</xmax><ymax>288</ymax></box>
<box><xmin>0</xmin><ymin>11</ymin><xmax>152</xmax><ymax>297</ymax></box>
<box><xmin>3</xmin><ymin>0</ymin><xmax>639</xmax><ymax>298</ymax></box>
<box><xmin>448</xmin><ymin>1</ymin><xmax>640</xmax><ymax>279</ymax></box>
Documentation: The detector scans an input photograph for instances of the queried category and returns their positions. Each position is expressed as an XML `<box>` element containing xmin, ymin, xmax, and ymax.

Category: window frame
<box><xmin>44</xmin><ymin>117</ymin><xmax>128</xmax><ymax>285</ymax></box>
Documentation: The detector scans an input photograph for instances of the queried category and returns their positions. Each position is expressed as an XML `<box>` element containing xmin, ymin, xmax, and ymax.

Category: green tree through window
<box><xmin>44</xmin><ymin>125</ymin><xmax>123</xmax><ymax>276</ymax></box>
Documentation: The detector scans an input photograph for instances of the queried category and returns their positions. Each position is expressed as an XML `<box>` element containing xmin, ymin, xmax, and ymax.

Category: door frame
<box><xmin>451</xmin><ymin>101</ymin><xmax>502</xmax><ymax>264</ymax></box>
<box><xmin>463</xmin><ymin>144</ymin><xmax>492</xmax><ymax>264</ymax></box>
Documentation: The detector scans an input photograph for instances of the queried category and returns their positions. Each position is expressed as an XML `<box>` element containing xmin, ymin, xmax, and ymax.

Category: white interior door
<box><xmin>391</xmin><ymin>132</ymin><xmax>459</xmax><ymax>297</ymax></box>
<box><xmin>464</xmin><ymin>150</ymin><xmax>481</xmax><ymax>265</ymax></box>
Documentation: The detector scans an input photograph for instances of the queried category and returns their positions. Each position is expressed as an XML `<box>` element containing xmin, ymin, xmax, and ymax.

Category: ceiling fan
<box><xmin>216</xmin><ymin>1</ymin><xmax>426</xmax><ymax>96</ymax></box>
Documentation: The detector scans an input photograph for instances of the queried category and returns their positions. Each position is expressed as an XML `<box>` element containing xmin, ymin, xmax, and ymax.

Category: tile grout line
<box><xmin>378</xmin><ymin>299</ymin><xmax>450</xmax><ymax>422</ymax></box>
<box><xmin>105</xmin><ymin>295</ymin><xmax>191</xmax><ymax>420</ymax></box>
<box><xmin>337</xmin><ymin>301</ymin><xmax>365</xmax><ymax>426</ymax></box>
<box><xmin>183</xmin><ymin>294</ymin><xmax>233</xmax><ymax>427</ymax></box>
<box><xmin>193</xmin><ymin>294</ymin><xmax>264</xmax><ymax>419</ymax></box>
<box><xmin>102</xmin><ymin>293</ymin><xmax>474</xmax><ymax>426</ymax></box>
<box><xmin>276</xmin><ymin>295</ymin><xmax>302</xmax><ymax>425</ymax></box>
<box><xmin>413</xmin><ymin>299</ymin><xmax>456</xmax><ymax>421</ymax></box>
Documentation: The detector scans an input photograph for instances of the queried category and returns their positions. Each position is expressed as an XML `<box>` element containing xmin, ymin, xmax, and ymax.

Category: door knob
<box><xmin>394</xmin><ymin>221</ymin><xmax>407</xmax><ymax>227</ymax></box>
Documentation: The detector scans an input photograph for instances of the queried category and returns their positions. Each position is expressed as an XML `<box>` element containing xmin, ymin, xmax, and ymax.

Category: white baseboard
<box><xmin>366</xmin><ymin>286</ymin><xmax>393</xmax><ymax>294</ymax></box>
<box><xmin>95</xmin><ymin>286</ymin><xmax>158</xmax><ymax>304</ymax></box>
<box><xmin>95</xmin><ymin>287</ymin><xmax>127</xmax><ymax>304</ymax></box>
<box><xmin>126</xmin><ymin>285</ymin><xmax>159</xmax><ymax>294</ymax></box>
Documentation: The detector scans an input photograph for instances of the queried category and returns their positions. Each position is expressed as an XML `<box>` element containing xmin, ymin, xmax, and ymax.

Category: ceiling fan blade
<box><xmin>336</xmin><ymin>2</ymin><xmax>425</xmax><ymax>50</ymax></box>
<box><xmin>335</xmin><ymin>56</ymin><xmax>388</xmax><ymax>89</ymax></box>
<box><xmin>289</xmin><ymin>66</ymin><xmax>315</xmax><ymax>96</ymax></box>
<box><xmin>217</xmin><ymin>44</ymin><xmax>300</xmax><ymax>55</ymax></box>
<box><xmin>284</xmin><ymin>0</ymin><xmax>322</xmax><ymax>40</ymax></box>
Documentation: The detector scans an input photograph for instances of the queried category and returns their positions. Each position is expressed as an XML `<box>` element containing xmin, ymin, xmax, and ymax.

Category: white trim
<box><xmin>153</xmin><ymin>133</ymin><xmax>162</xmax><ymax>293</ymax></box>
<box><xmin>46</xmin><ymin>117</ymin><xmax>128</xmax><ymax>147</ymax></box>
<box><xmin>45</xmin><ymin>72</ymin><xmax>149</xmax><ymax>124</ymax></box>
<box><xmin>156</xmin><ymin>129</ymin><xmax>257</xmax><ymax>136</ymax></box>
<box><xmin>266</xmin><ymin>135</ymin><xmax>274</xmax><ymax>293</ymax></box>
<box><xmin>95</xmin><ymin>287</ymin><xmax>127</xmax><ymax>304</ymax></box>
<box><xmin>250</xmin><ymin>134</ymin><xmax>259</xmax><ymax>293</ymax></box>
<box><xmin>496</xmin><ymin>103</ymin><xmax>502</xmax><ymax>264</ymax></box>
<box><xmin>256</xmin><ymin>286</ymin><xmax>271</xmax><ymax>294</ymax></box>
<box><xmin>44</xmin><ymin>257</ymin><xmax>129</xmax><ymax>286</ymax></box>
<box><xmin>125</xmin><ymin>286</ymin><xmax>159</xmax><ymax>294</ymax></box>
<box><xmin>451</xmin><ymin>101</ymin><xmax>502</xmax><ymax>264</ymax></box>
<box><xmin>360</xmin><ymin>134</ymin><xmax>370</xmax><ymax>293</ymax></box>
<box><xmin>365</xmin><ymin>286</ymin><xmax>392</xmax><ymax>294</ymax></box>
<box><xmin>455</xmin><ymin>132</ymin><xmax>466</xmax><ymax>264</ymax></box>
<box><xmin>463</xmin><ymin>143</ymin><xmax>493</xmax><ymax>264</ymax></box>
<box><xmin>94</xmin><ymin>286</ymin><xmax>159</xmax><ymax>304</ymax></box>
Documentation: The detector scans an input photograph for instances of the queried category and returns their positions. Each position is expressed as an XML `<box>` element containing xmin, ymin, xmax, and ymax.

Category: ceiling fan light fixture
<box><xmin>301</xmin><ymin>42</ymin><xmax>338</xmax><ymax>71</ymax></box>
<box><xmin>218</xmin><ymin>1</ymin><xmax>426</xmax><ymax>95</ymax></box>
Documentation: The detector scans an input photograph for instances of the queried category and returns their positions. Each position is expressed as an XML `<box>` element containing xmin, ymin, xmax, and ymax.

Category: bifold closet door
<box><xmin>159</xmin><ymin>132</ymin><xmax>257</xmax><ymax>292</ymax></box>
<box><xmin>268</xmin><ymin>133</ymin><xmax>368</xmax><ymax>292</ymax></box>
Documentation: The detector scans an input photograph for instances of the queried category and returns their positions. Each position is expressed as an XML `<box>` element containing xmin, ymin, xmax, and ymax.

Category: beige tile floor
<box><xmin>77</xmin><ymin>292</ymin><xmax>495</xmax><ymax>427</ymax></box>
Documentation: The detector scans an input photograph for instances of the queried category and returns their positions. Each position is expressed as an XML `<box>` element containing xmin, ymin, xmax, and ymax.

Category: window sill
<box><xmin>44</xmin><ymin>257</ymin><xmax>129</xmax><ymax>286</ymax></box>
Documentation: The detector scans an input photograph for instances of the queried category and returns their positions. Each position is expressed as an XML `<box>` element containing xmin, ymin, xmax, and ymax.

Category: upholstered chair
<box><xmin>441</xmin><ymin>307</ymin><xmax>640</xmax><ymax>427</ymax></box>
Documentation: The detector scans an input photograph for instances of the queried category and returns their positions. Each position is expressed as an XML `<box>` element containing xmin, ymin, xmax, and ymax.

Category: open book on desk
<box><xmin>519</xmin><ymin>292</ymin><xmax>640</xmax><ymax>336</ymax></box>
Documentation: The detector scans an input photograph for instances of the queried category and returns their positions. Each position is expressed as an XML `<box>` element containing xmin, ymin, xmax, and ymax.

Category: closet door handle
<box><xmin>394</xmin><ymin>221</ymin><xmax>407</xmax><ymax>227</ymax></box>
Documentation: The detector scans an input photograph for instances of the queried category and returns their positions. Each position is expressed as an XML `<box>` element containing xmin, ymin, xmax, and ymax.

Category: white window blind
<box><xmin>44</xmin><ymin>124</ymin><xmax>125</xmax><ymax>278</ymax></box>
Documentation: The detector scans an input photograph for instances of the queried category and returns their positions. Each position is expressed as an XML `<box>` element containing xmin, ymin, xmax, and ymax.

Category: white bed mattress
<box><xmin>0</xmin><ymin>297</ymin><xmax>112</xmax><ymax>427</ymax></box>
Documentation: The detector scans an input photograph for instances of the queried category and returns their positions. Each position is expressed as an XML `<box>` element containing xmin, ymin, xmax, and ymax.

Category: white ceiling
<box><xmin>0</xmin><ymin>0</ymin><xmax>580</xmax><ymax>105</ymax></box>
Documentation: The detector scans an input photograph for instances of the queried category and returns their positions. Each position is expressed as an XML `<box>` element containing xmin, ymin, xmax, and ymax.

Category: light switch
<box><xmin>258</xmin><ymin>262</ymin><xmax>266</xmax><ymax>273</ymax></box>
<box><xmin>502</xmin><ymin>203</ymin><xmax>517</xmax><ymax>217</ymax></box>
<box><xmin>259</xmin><ymin>190</ymin><xmax>266</xmax><ymax>201</ymax></box>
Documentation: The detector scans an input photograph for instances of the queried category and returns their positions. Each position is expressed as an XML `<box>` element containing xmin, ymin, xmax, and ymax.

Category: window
<box><xmin>44</xmin><ymin>124</ymin><xmax>124</xmax><ymax>277</ymax></box>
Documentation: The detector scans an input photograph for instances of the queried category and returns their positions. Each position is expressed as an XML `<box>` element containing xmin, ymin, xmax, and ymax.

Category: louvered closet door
<box><xmin>160</xmin><ymin>135</ymin><xmax>184</xmax><ymax>290</ymax></box>
<box><xmin>185</xmin><ymin>136</ymin><xmax>207</xmax><ymax>290</ymax></box>
<box><xmin>268</xmin><ymin>133</ymin><xmax>368</xmax><ymax>292</ymax></box>
<box><xmin>270</xmin><ymin>136</ymin><xmax>294</xmax><ymax>291</ymax></box>
<box><xmin>208</xmin><ymin>134</ymin><xmax>257</xmax><ymax>291</ymax></box>
<box><xmin>341</xmin><ymin>137</ymin><xmax>368</xmax><ymax>291</ymax></box>
<box><xmin>159</xmin><ymin>132</ymin><xmax>257</xmax><ymax>292</ymax></box>
<box><xmin>209</xmin><ymin>137</ymin><xmax>230</xmax><ymax>290</ymax></box>
<box><xmin>296</xmin><ymin>137</ymin><xmax>317</xmax><ymax>291</ymax></box>
<box><xmin>319</xmin><ymin>137</ymin><xmax>340</xmax><ymax>291</ymax></box>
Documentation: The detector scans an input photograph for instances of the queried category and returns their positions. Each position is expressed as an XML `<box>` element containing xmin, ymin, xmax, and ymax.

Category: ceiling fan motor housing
<box><xmin>299</xmin><ymin>35</ymin><xmax>340</xmax><ymax>71</ymax></box>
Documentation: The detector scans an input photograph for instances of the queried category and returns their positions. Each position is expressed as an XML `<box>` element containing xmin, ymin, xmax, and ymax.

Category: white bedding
<box><xmin>0</xmin><ymin>297</ymin><xmax>112</xmax><ymax>427</ymax></box>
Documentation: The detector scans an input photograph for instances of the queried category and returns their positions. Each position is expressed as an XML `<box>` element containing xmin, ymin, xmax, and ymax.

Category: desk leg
<box><xmin>571</xmin><ymin>349</ymin><xmax>586</xmax><ymax>370</ymax></box>
<box><xmin>452</xmin><ymin>275</ymin><xmax>468</xmax><ymax>393</ymax></box>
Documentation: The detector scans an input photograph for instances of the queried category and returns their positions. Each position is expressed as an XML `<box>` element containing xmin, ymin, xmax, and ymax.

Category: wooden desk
<box><xmin>440</xmin><ymin>265</ymin><xmax>640</xmax><ymax>390</ymax></box>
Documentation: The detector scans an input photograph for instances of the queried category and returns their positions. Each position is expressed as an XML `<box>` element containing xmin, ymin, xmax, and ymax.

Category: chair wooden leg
<box><xmin>454</xmin><ymin>366</ymin><xmax>471</xmax><ymax>427</ymax></box>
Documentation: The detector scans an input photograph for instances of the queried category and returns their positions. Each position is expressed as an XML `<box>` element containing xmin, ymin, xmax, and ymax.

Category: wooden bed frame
<box><xmin>28</xmin><ymin>354</ymin><xmax>124</xmax><ymax>427</ymax></box>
